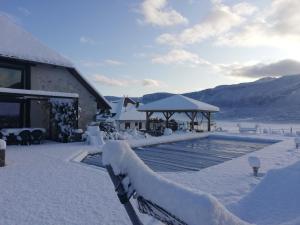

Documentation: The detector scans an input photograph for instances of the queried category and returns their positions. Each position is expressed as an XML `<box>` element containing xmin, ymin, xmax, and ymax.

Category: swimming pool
<box><xmin>82</xmin><ymin>135</ymin><xmax>278</xmax><ymax>172</ymax></box>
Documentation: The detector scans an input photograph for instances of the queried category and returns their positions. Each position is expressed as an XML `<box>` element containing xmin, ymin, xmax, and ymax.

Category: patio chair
<box><xmin>18</xmin><ymin>130</ymin><xmax>32</xmax><ymax>145</ymax></box>
<box><xmin>6</xmin><ymin>133</ymin><xmax>19</xmax><ymax>145</ymax></box>
<box><xmin>0</xmin><ymin>132</ymin><xmax>5</xmax><ymax>140</ymax></box>
<box><xmin>31</xmin><ymin>129</ymin><xmax>44</xmax><ymax>144</ymax></box>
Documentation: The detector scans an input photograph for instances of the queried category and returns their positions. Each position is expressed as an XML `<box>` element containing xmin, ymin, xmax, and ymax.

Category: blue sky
<box><xmin>2</xmin><ymin>0</ymin><xmax>300</xmax><ymax>96</ymax></box>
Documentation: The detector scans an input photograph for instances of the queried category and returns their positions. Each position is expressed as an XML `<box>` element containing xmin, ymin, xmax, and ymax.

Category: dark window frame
<box><xmin>0</xmin><ymin>63</ymin><xmax>28</xmax><ymax>89</ymax></box>
<box><xmin>0</xmin><ymin>98</ymin><xmax>24</xmax><ymax>129</ymax></box>
<box><xmin>0</xmin><ymin>60</ymin><xmax>31</xmax><ymax>128</ymax></box>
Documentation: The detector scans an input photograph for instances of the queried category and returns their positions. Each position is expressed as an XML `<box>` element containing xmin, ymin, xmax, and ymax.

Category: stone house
<box><xmin>0</xmin><ymin>15</ymin><xmax>110</xmax><ymax>139</ymax></box>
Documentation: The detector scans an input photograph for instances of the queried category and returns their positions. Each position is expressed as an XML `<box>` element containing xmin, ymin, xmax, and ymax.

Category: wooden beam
<box><xmin>190</xmin><ymin>112</ymin><xmax>197</xmax><ymax>130</ymax></box>
<box><xmin>201</xmin><ymin>112</ymin><xmax>209</xmax><ymax>120</ymax></box>
<box><xmin>185</xmin><ymin>112</ymin><xmax>193</xmax><ymax>120</ymax></box>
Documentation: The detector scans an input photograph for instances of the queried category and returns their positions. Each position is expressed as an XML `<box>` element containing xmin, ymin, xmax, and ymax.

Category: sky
<box><xmin>2</xmin><ymin>0</ymin><xmax>300</xmax><ymax>97</ymax></box>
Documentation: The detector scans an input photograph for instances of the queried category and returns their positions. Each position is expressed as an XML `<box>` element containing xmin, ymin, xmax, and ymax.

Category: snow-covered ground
<box><xmin>1</xmin><ymin>132</ymin><xmax>300</xmax><ymax>225</ymax></box>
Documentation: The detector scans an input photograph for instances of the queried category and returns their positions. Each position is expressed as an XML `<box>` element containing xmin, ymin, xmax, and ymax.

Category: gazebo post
<box><xmin>185</xmin><ymin>112</ymin><xmax>197</xmax><ymax>130</ymax></box>
<box><xmin>146</xmin><ymin>112</ymin><xmax>150</xmax><ymax>131</ymax></box>
<box><xmin>162</xmin><ymin>112</ymin><xmax>175</xmax><ymax>129</ymax></box>
<box><xmin>191</xmin><ymin>112</ymin><xmax>197</xmax><ymax>130</ymax></box>
<box><xmin>146</xmin><ymin>111</ymin><xmax>153</xmax><ymax>131</ymax></box>
<box><xmin>207</xmin><ymin>112</ymin><xmax>211</xmax><ymax>131</ymax></box>
<box><xmin>163</xmin><ymin>112</ymin><xmax>169</xmax><ymax>128</ymax></box>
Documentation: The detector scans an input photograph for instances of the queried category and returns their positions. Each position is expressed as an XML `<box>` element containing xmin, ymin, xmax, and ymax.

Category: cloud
<box><xmin>93</xmin><ymin>75</ymin><xmax>128</xmax><ymax>86</ymax></box>
<box><xmin>142</xmin><ymin>79</ymin><xmax>160</xmax><ymax>87</ymax></box>
<box><xmin>151</xmin><ymin>49</ymin><xmax>210</xmax><ymax>66</ymax></box>
<box><xmin>104</xmin><ymin>59</ymin><xmax>125</xmax><ymax>66</ymax></box>
<box><xmin>156</xmin><ymin>0</ymin><xmax>256</xmax><ymax>46</ymax></box>
<box><xmin>80</xmin><ymin>36</ymin><xmax>96</xmax><ymax>45</ymax></box>
<box><xmin>93</xmin><ymin>74</ymin><xmax>163</xmax><ymax>88</ymax></box>
<box><xmin>80</xmin><ymin>59</ymin><xmax>125</xmax><ymax>67</ymax></box>
<box><xmin>217</xmin><ymin>0</ymin><xmax>300</xmax><ymax>48</ymax></box>
<box><xmin>139</xmin><ymin>0</ymin><xmax>188</xmax><ymax>26</ymax></box>
<box><xmin>18</xmin><ymin>7</ymin><xmax>31</xmax><ymax>16</ymax></box>
<box><xmin>220</xmin><ymin>59</ymin><xmax>300</xmax><ymax>78</ymax></box>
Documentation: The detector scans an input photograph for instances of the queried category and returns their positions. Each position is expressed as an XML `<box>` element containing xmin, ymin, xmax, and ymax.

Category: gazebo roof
<box><xmin>138</xmin><ymin>94</ymin><xmax>219</xmax><ymax>112</ymax></box>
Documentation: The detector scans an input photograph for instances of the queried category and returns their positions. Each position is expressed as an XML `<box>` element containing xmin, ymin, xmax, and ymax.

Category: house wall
<box><xmin>117</xmin><ymin>120</ymin><xmax>146</xmax><ymax>131</ymax></box>
<box><xmin>30</xmin><ymin>64</ymin><xmax>97</xmax><ymax>129</ymax></box>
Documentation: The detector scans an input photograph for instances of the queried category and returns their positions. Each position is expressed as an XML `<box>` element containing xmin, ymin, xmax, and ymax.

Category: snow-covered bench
<box><xmin>237</xmin><ymin>124</ymin><xmax>258</xmax><ymax>134</ymax></box>
<box><xmin>102</xmin><ymin>141</ymin><xmax>249</xmax><ymax>225</ymax></box>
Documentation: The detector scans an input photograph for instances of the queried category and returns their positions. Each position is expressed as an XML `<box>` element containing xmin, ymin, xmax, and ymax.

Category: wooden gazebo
<box><xmin>138</xmin><ymin>95</ymin><xmax>219</xmax><ymax>132</ymax></box>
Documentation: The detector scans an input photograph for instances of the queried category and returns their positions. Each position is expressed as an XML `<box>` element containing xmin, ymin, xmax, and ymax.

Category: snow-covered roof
<box><xmin>111</xmin><ymin>97</ymin><xmax>146</xmax><ymax>121</ymax></box>
<box><xmin>0</xmin><ymin>15</ymin><xmax>73</xmax><ymax>67</ymax></box>
<box><xmin>117</xmin><ymin>105</ymin><xmax>146</xmax><ymax>121</ymax></box>
<box><xmin>0</xmin><ymin>87</ymin><xmax>78</xmax><ymax>98</ymax></box>
<box><xmin>0</xmin><ymin>14</ymin><xmax>111</xmax><ymax>109</ymax></box>
<box><xmin>138</xmin><ymin>94</ymin><xmax>220</xmax><ymax>112</ymax></box>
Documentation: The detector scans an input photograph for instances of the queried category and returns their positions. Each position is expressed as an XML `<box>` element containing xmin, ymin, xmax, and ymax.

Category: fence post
<box><xmin>0</xmin><ymin>139</ymin><xmax>6</xmax><ymax>167</ymax></box>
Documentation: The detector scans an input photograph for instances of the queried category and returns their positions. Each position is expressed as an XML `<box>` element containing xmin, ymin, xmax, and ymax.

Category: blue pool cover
<box><xmin>82</xmin><ymin>136</ymin><xmax>277</xmax><ymax>172</ymax></box>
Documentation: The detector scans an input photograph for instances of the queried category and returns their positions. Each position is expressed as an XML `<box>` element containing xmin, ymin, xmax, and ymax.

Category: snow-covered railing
<box><xmin>102</xmin><ymin>141</ymin><xmax>249</xmax><ymax>225</ymax></box>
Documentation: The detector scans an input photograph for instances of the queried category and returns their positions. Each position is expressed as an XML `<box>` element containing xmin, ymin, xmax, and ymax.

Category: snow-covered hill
<box><xmin>106</xmin><ymin>74</ymin><xmax>300</xmax><ymax>122</ymax></box>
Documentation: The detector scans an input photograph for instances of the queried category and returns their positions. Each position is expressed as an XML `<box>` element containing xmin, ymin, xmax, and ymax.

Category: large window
<box><xmin>0</xmin><ymin>102</ymin><xmax>21</xmax><ymax>128</ymax></box>
<box><xmin>0</xmin><ymin>66</ymin><xmax>23</xmax><ymax>89</ymax></box>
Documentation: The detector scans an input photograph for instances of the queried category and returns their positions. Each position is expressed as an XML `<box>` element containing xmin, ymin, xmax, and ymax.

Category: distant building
<box><xmin>110</xmin><ymin>97</ymin><xmax>146</xmax><ymax>131</ymax></box>
<box><xmin>0</xmin><ymin>15</ymin><xmax>110</xmax><ymax>139</ymax></box>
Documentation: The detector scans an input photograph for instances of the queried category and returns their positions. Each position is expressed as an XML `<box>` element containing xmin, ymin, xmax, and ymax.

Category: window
<box><xmin>0</xmin><ymin>102</ymin><xmax>21</xmax><ymax>128</ymax></box>
<box><xmin>0</xmin><ymin>66</ymin><xmax>24</xmax><ymax>89</ymax></box>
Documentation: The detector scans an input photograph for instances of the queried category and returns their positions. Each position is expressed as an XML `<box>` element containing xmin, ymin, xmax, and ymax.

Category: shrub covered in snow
<box><xmin>163</xmin><ymin>128</ymin><xmax>173</xmax><ymax>136</ymax></box>
<box><xmin>50</xmin><ymin>98</ymin><xmax>79</xmax><ymax>142</ymax></box>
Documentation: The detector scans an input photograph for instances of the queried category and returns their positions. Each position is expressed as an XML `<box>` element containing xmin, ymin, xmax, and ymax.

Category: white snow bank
<box><xmin>232</xmin><ymin>160</ymin><xmax>300</xmax><ymax>225</ymax></box>
<box><xmin>128</xmin><ymin>132</ymin><xmax>209</xmax><ymax>148</ymax></box>
<box><xmin>102</xmin><ymin>141</ymin><xmax>249</xmax><ymax>225</ymax></box>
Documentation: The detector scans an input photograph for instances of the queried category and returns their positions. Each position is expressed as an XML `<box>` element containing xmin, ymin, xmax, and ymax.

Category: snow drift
<box><xmin>231</xmin><ymin>159</ymin><xmax>300</xmax><ymax>225</ymax></box>
<box><xmin>102</xmin><ymin>141</ymin><xmax>249</xmax><ymax>225</ymax></box>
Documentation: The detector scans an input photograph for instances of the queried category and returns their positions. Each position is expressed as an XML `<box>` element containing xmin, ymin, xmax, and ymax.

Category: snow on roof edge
<box><xmin>0</xmin><ymin>14</ymin><xmax>73</xmax><ymax>68</ymax></box>
<box><xmin>0</xmin><ymin>87</ymin><xmax>79</xmax><ymax>98</ymax></box>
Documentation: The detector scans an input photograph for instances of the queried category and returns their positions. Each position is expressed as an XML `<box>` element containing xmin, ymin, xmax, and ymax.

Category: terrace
<box><xmin>1</xmin><ymin>132</ymin><xmax>300</xmax><ymax>225</ymax></box>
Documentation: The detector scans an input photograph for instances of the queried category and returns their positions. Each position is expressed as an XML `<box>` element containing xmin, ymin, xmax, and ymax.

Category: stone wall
<box><xmin>30</xmin><ymin>64</ymin><xmax>98</xmax><ymax>129</ymax></box>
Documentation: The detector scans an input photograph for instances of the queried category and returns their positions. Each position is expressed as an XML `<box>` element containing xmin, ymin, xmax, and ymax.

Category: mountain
<box><xmin>106</xmin><ymin>74</ymin><xmax>300</xmax><ymax>122</ymax></box>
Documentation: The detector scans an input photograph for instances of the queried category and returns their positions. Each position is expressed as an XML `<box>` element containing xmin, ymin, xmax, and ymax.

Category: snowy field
<box><xmin>1</xmin><ymin>132</ymin><xmax>300</xmax><ymax>225</ymax></box>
